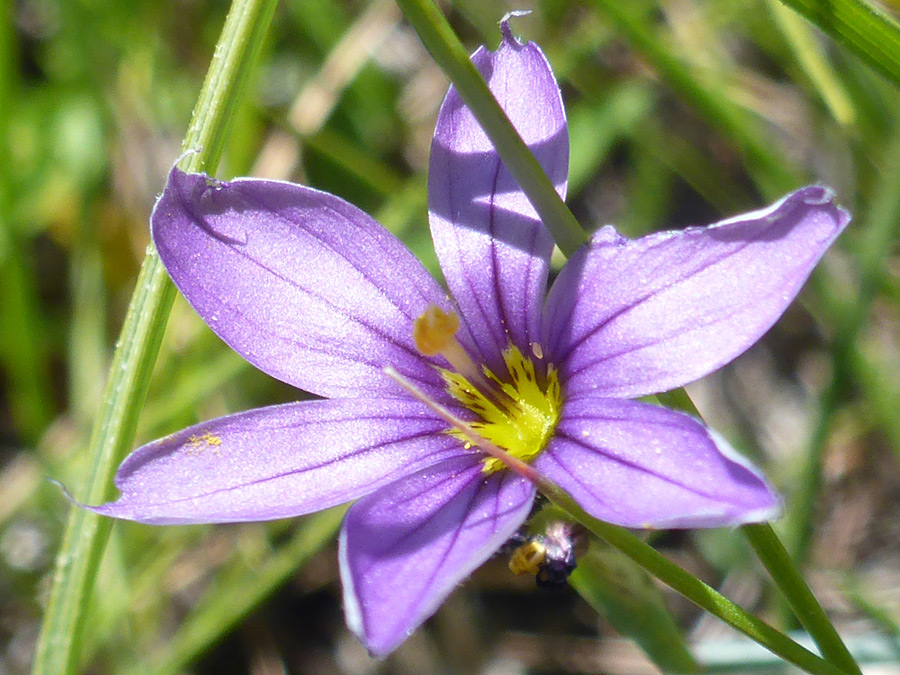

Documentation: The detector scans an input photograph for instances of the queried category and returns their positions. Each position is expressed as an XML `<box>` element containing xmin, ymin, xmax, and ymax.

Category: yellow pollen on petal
<box><xmin>184</xmin><ymin>432</ymin><xmax>223</xmax><ymax>456</ymax></box>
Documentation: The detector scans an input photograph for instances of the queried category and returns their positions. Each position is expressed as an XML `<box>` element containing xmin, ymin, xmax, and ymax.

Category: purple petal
<box><xmin>544</xmin><ymin>186</ymin><xmax>850</xmax><ymax>398</ymax></box>
<box><xmin>152</xmin><ymin>167</ymin><xmax>452</xmax><ymax>401</ymax></box>
<box><xmin>87</xmin><ymin>398</ymin><xmax>466</xmax><ymax>524</ymax></box>
<box><xmin>429</xmin><ymin>24</ymin><xmax>568</xmax><ymax>373</ymax></box>
<box><xmin>339</xmin><ymin>455</ymin><xmax>535</xmax><ymax>656</ymax></box>
<box><xmin>535</xmin><ymin>395</ymin><xmax>780</xmax><ymax>529</ymax></box>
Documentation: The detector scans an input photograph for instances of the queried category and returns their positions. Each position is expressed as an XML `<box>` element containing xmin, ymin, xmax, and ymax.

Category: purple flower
<box><xmin>88</xmin><ymin>27</ymin><xmax>849</xmax><ymax>655</ymax></box>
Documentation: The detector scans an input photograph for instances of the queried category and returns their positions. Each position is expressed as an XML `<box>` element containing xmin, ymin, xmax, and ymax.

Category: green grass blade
<box><xmin>394</xmin><ymin>0</ymin><xmax>588</xmax><ymax>256</ymax></box>
<box><xmin>767</xmin><ymin>0</ymin><xmax>856</xmax><ymax>126</ymax></box>
<box><xmin>743</xmin><ymin>523</ymin><xmax>862</xmax><ymax>674</ymax></box>
<box><xmin>32</xmin><ymin>1</ymin><xmax>278</xmax><ymax>672</ymax></box>
<box><xmin>570</xmin><ymin>539</ymin><xmax>700</xmax><ymax>672</ymax></box>
<box><xmin>145</xmin><ymin>508</ymin><xmax>345</xmax><ymax>675</ymax></box>
<box><xmin>777</xmin><ymin>0</ymin><xmax>900</xmax><ymax>87</ymax></box>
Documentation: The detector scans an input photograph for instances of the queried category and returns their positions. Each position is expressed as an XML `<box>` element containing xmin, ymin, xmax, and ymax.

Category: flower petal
<box><xmin>545</xmin><ymin>186</ymin><xmax>850</xmax><ymax>398</ymax></box>
<box><xmin>87</xmin><ymin>398</ymin><xmax>465</xmax><ymax>524</ymax></box>
<box><xmin>152</xmin><ymin>167</ymin><xmax>451</xmax><ymax>400</ymax></box>
<box><xmin>339</xmin><ymin>455</ymin><xmax>535</xmax><ymax>656</ymax></box>
<box><xmin>535</xmin><ymin>395</ymin><xmax>780</xmax><ymax>529</ymax></box>
<box><xmin>429</xmin><ymin>24</ymin><xmax>568</xmax><ymax>372</ymax></box>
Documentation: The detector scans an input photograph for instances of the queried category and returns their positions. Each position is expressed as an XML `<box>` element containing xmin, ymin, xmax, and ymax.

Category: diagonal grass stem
<box><xmin>32</xmin><ymin>1</ymin><xmax>277</xmax><ymax>672</ymax></box>
<box><xmin>394</xmin><ymin>0</ymin><xmax>588</xmax><ymax>256</ymax></box>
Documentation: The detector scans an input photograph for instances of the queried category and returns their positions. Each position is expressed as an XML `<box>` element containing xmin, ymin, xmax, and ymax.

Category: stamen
<box><xmin>413</xmin><ymin>304</ymin><xmax>458</xmax><ymax>355</ymax></box>
<box><xmin>413</xmin><ymin>304</ymin><xmax>494</xmax><ymax>393</ymax></box>
<box><xmin>384</xmin><ymin>367</ymin><xmax>549</xmax><ymax>489</ymax></box>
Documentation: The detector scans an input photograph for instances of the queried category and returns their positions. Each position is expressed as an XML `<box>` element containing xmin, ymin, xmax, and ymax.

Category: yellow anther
<box><xmin>410</xmin><ymin>306</ymin><xmax>561</xmax><ymax>478</ymax></box>
<box><xmin>413</xmin><ymin>304</ymin><xmax>459</xmax><ymax>356</ymax></box>
<box><xmin>413</xmin><ymin>304</ymin><xmax>494</xmax><ymax>392</ymax></box>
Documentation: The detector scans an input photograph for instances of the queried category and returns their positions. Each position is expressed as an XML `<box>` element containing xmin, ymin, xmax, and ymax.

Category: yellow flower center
<box><xmin>413</xmin><ymin>304</ymin><xmax>562</xmax><ymax>474</ymax></box>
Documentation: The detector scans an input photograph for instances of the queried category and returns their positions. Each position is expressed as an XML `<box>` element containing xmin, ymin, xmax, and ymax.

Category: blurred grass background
<box><xmin>2</xmin><ymin>0</ymin><xmax>900</xmax><ymax>672</ymax></box>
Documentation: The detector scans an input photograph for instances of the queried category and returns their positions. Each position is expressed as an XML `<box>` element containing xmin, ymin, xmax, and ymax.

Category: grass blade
<box><xmin>32</xmin><ymin>1</ymin><xmax>278</xmax><ymax>671</ymax></box>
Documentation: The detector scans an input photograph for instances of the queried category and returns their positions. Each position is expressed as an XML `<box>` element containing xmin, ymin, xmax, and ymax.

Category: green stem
<box><xmin>655</xmin><ymin>391</ymin><xmax>859</xmax><ymax>673</ymax></box>
<box><xmin>544</xmin><ymin>487</ymin><xmax>845</xmax><ymax>675</ymax></box>
<box><xmin>32</xmin><ymin>1</ymin><xmax>277</xmax><ymax>673</ymax></box>
<box><xmin>393</xmin><ymin>0</ymin><xmax>588</xmax><ymax>256</ymax></box>
<box><xmin>570</xmin><ymin>541</ymin><xmax>701</xmax><ymax>672</ymax></box>
<box><xmin>744</xmin><ymin>523</ymin><xmax>862</xmax><ymax>674</ymax></box>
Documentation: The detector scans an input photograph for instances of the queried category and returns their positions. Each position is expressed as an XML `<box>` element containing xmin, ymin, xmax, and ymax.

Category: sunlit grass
<box><xmin>4</xmin><ymin>0</ymin><xmax>900</xmax><ymax>672</ymax></box>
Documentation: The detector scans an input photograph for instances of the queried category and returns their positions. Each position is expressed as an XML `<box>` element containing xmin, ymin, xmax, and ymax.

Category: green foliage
<box><xmin>4</xmin><ymin>0</ymin><xmax>900</xmax><ymax>672</ymax></box>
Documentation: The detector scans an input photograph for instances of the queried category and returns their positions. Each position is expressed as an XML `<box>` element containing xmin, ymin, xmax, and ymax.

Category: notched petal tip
<box><xmin>152</xmin><ymin>165</ymin><xmax>247</xmax><ymax>247</ymax></box>
<box><xmin>788</xmin><ymin>185</ymin><xmax>853</xmax><ymax>237</ymax></box>
<box><xmin>589</xmin><ymin>224</ymin><xmax>628</xmax><ymax>247</ymax></box>
<box><xmin>170</xmin><ymin>147</ymin><xmax>202</xmax><ymax>172</ymax></box>
<box><xmin>792</xmin><ymin>184</ymin><xmax>849</xmax><ymax>212</ymax></box>
<box><xmin>797</xmin><ymin>184</ymin><xmax>834</xmax><ymax>205</ymax></box>
<box><xmin>796</xmin><ymin>183</ymin><xmax>850</xmax><ymax>220</ymax></box>
<box><xmin>48</xmin><ymin>476</ymin><xmax>149</xmax><ymax>525</ymax></box>
<box><xmin>498</xmin><ymin>11</ymin><xmax>531</xmax><ymax>46</ymax></box>
<box><xmin>47</xmin><ymin>477</ymin><xmax>80</xmax><ymax>508</ymax></box>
